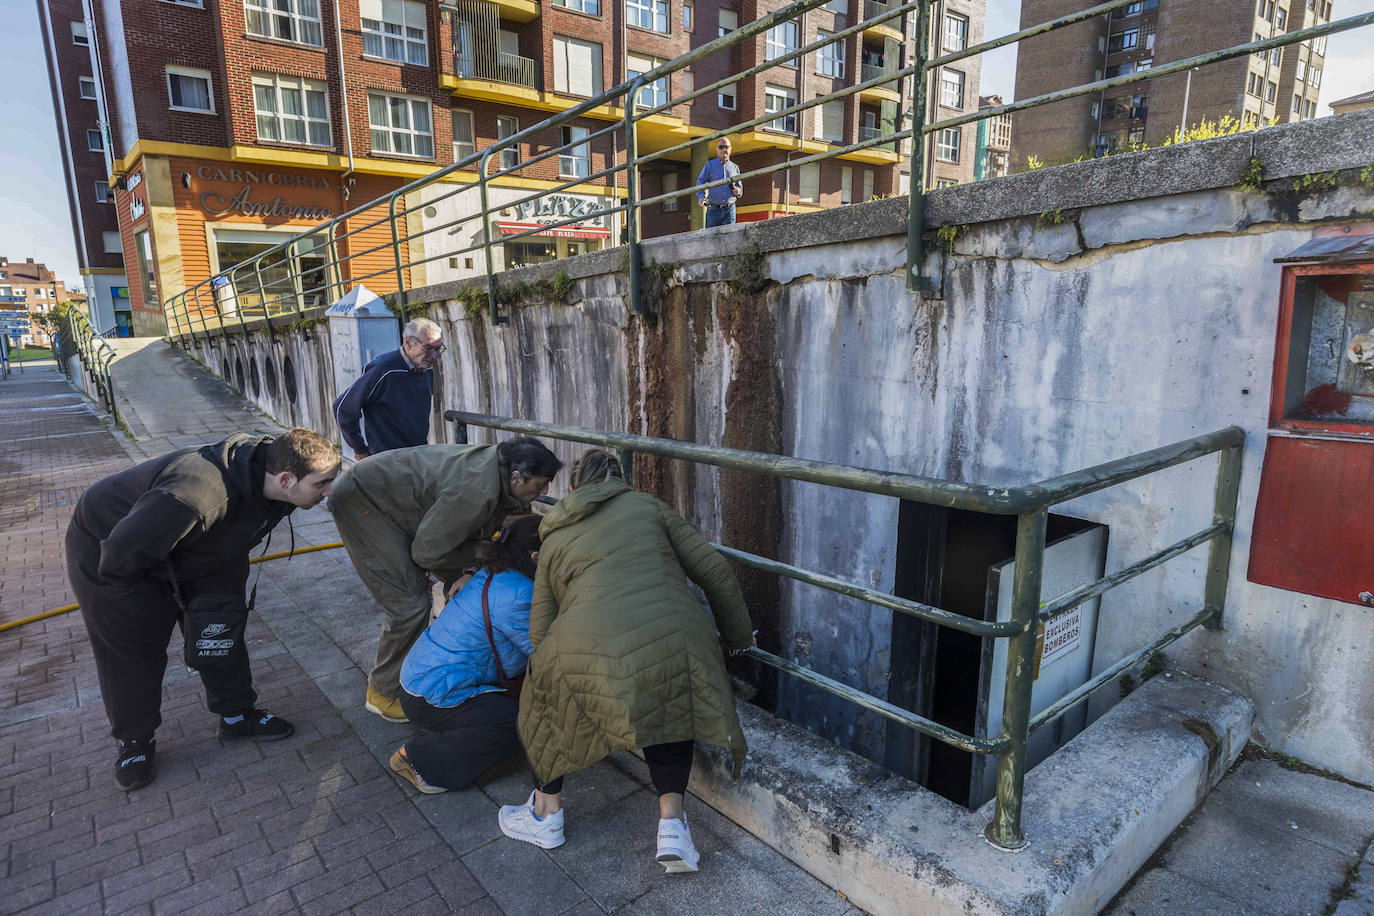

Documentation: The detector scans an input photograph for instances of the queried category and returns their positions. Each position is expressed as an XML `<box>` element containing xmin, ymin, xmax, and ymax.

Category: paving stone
<box><xmin>462</xmin><ymin>839</ymin><xmax>589</xmax><ymax>916</ymax></box>
<box><xmin>1210</xmin><ymin>759</ymin><xmax>1374</xmax><ymax>858</ymax></box>
<box><xmin>1152</xmin><ymin>802</ymin><xmax>1356</xmax><ymax>915</ymax></box>
<box><xmin>1106</xmin><ymin>866</ymin><xmax>1263</xmax><ymax>915</ymax></box>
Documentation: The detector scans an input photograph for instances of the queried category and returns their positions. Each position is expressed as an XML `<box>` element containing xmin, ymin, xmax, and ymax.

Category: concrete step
<box><xmin>689</xmin><ymin>673</ymin><xmax>1252</xmax><ymax>915</ymax></box>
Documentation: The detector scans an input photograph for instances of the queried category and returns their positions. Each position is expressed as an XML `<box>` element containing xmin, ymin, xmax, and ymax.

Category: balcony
<box><xmin>455</xmin><ymin>50</ymin><xmax>537</xmax><ymax>89</ymax></box>
<box><xmin>859</xmin><ymin>62</ymin><xmax>902</xmax><ymax>102</ymax></box>
<box><xmin>859</xmin><ymin>123</ymin><xmax>896</xmax><ymax>153</ymax></box>
<box><xmin>447</xmin><ymin>0</ymin><xmax>540</xmax><ymax>99</ymax></box>
<box><xmin>862</xmin><ymin>0</ymin><xmax>904</xmax><ymax>41</ymax></box>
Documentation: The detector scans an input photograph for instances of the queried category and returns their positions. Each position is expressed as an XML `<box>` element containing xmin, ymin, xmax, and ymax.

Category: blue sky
<box><xmin>2</xmin><ymin>0</ymin><xmax>1371</xmax><ymax>288</ymax></box>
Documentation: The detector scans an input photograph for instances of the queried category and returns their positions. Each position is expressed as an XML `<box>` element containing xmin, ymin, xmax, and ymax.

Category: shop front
<box><xmin>114</xmin><ymin>152</ymin><xmax>408</xmax><ymax>334</ymax></box>
<box><xmin>408</xmin><ymin>181</ymin><xmax>622</xmax><ymax>285</ymax></box>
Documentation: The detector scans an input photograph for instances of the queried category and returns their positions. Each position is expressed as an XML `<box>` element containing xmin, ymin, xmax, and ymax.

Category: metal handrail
<box><xmin>446</xmin><ymin>409</ymin><xmax>1245</xmax><ymax>848</ymax></box>
<box><xmin>55</xmin><ymin>306</ymin><xmax>119</xmax><ymax>422</ymax></box>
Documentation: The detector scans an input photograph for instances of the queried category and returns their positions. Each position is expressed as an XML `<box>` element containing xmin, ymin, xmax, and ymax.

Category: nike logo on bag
<box><xmin>201</xmin><ymin>624</ymin><xmax>231</xmax><ymax>637</ymax></box>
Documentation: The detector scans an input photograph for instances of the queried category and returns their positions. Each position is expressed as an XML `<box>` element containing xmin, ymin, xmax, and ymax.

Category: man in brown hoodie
<box><xmin>330</xmin><ymin>436</ymin><xmax>562</xmax><ymax>722</ymax></box>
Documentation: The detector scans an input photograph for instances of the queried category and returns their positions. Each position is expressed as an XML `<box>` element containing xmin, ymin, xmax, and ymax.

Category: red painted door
<box><xmin>1249</xmin><ymin>435</ymin><xmax>1374</xmax><ymax>606</ymax></box>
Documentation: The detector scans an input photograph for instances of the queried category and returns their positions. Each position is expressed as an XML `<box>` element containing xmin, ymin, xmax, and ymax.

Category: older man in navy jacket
<box><xmin>334</xmin><ymin>317</ymin><xmax>444</xmax><ymax>458</ymax></box>
<box><xmin>696</xmin><ymin>137</ymin><xmax>743</xmax><ymax>228</ymax></box>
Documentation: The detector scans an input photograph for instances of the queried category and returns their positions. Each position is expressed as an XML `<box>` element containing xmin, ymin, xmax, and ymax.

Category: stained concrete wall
<box><xmin>171</xmin><ymin>108</ymin><xmax>1374</xmax><ymax>786</ymax></box>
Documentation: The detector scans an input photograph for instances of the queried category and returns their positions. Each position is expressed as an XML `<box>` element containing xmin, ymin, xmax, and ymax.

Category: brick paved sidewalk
<box><xmin>1</xmin><ymin>354</ymin><xmax>854</xmax><ymax>915</ymax></box>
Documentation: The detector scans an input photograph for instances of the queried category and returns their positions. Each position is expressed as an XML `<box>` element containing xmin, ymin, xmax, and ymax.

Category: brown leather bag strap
<box><xmin>480</xmin><ymin>574</ymin><xmax>512</xmax><ymax>684</ymax></box>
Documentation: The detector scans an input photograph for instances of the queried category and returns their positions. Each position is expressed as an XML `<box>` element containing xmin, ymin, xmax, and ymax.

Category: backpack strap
<box><xmin>480</xmin><ymin>574</ymin><xmax>512</xmax><ymax>685</ymax></box>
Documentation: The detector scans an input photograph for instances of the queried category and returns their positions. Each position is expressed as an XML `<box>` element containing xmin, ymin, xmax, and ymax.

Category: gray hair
<box><xmin>403</xmin><ymin>317</ymin><xmax>442</xmax><ymax>340</ymax></box>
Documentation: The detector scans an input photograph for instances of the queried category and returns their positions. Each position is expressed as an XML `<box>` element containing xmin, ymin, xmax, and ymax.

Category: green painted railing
<box><xmin>54</xmin><ymin>307</ymin><xmax>119</xmax><ymax>422</ymax></box>
<box><xmin>446</xmin><ymin>409</ymin><xmax>1245</xmax><ymax>849</ymax></box>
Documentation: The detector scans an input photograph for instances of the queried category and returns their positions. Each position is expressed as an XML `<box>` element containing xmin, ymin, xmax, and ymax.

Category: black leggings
<box><xmin>540</xmin><ymin>740</ymin><xmax>694</xmax><ymax>797</ymax></box>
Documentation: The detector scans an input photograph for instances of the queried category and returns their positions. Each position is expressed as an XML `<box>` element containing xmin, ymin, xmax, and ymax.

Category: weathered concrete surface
<box><xmin>170</xmin><ymin>109</ymin><xmax>1374</xmax><ymax>785</ymax></box>
<box><xmin>686</xmin><ymin>673</ymin><xmax>1251</xmax><ymax>916</ymax></box>
<box><xmin>1107</xmin><ymin>757</ymin><xmax>1374</xmax><ymax>916</ymax></box>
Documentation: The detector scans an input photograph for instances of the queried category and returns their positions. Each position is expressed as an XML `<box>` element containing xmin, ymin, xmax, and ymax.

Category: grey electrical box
<box><xmin>326</xmin><ymin>284</ymin><xmax>399</xmax><ymax>460</ymax></box>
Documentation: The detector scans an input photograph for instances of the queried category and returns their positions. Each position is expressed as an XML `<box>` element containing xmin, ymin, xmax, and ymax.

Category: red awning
<box><xmin>496</xmin><ymin>220</ymin><xmax>611</xmax><ymax>239</ymax></box>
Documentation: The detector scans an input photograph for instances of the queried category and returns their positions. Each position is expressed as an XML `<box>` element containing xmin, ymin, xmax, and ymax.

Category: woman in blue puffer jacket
<box><xmin>389</xmin><ymin>515</ymin><xmax>541</xmax><ymax>793</ymax></box>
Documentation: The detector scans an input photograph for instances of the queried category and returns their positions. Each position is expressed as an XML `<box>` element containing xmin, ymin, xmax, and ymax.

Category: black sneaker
<box><xmin>115</xmin><ymin>739</ymin><xmax>156</xmax><ymax>791</ymax></box>
<box><xmin>217</xmin><ymin>708</ymin><xmax>294</xmax><ymax>742</ymax></box>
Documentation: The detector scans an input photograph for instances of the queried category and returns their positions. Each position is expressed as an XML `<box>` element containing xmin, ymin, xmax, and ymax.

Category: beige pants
<box><xmin>330</xmin><ymin>474</ymin><xmax>477</xmax><ymax>697</ymax></box>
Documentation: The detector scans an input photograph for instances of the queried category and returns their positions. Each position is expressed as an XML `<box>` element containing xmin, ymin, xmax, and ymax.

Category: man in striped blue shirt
<box><xmin>696</xmin><ymin>137</ymin><xmax>743</xmax><ymax>228</ymax></box>
<box><xmin>334</xmin><ymin>318</ymin><xmax>444</xmax><ymax>459</ymax></box>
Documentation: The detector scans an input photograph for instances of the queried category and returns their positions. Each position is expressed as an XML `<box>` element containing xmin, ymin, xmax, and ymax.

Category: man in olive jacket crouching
<box><xmin>66</xmin><ymin>428</ymin><xmax>341</xmax><ymax>792</ymax></box>
<box><xmin>330</xmin><ymin>436</ymin><xmax>562</xmax><ymax>723</ymax></box>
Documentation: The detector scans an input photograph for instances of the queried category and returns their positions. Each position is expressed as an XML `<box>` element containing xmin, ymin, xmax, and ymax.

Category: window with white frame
<box><xmin>360</xmin><ymin>0</ymin><xmax>427</xmax><ymax>65</ymax></box>
<box><xmin>765</xmin><ymin>84</ymin><xmax>797</xmax><ymax>132</ymax></box>
<box><xmin>71</xmin><ymin>21</ymin><xmax>87</xmax><ymax>44</ymax></box>
<box><xmin>718</xmin><ymin>81</ymin><xmax>736</xmax><ymax>109</ymax></box>
<box><xmin>683</xmin><ymin>1</ymin><xmax>692</xmax><ymax>29</ymax></box>
<box><xmin>662</xmin><ymin>171</ymin><xmax>679</xmax><ymax>210</ymax></box>
<box><xmin>861</xmin><ymin>168</ymin><xmax>873</xmax><ymax>201</ymax></box>
<box><xmin>94</xmin><ymin>180</ymin><xmax>111</xmax><ymax>203</ymax></box>
<box><xmin>1308</xmin><ymin>66</ymin><xmax>1322</xmax><ymax>87</ymax></box>
<box><xmin>368</xmin><ymin>92</ymin><xmax>433</xmax><ymax>157</ymax></box>
<box><xmin>935</xmin><ymin>127</ymin><xmax>960</xmax><ymax>162</ymax></box>
<box><xmin>79</xmin><ymin>77</ymin><xmax>97</xmax><ymax>99</ymax></box>
<box><xmin>253</xmin><ymin>73</ymin><xmax>330</xmax><ymax>145</ymax></box>
<box><xmin>1292</xmin><ymin>93</ymin><xmax>1302</xmax><ymax>114</ymax></box>
<box><xmin>840</xmin><ymin>166</ymin><xmax>852</xmax><ymax>204</ymax></box>
<box><xmin>554</xmin><ymin>0</ymin><xmax>599</xmax><ymax>14</ymax></box>
<box><xmin>553</xmin><ymin>36</ymin><xmax>603</xmax><ymax>97</ymax></box>
<box><xmin>559</xmin><ymin>125</ymin><xmax>590</xmax><ymax>177</ymax></box>
<box><xmin>497</xmin><ymin>115</ymin><xmax>519</xmax><ymax>169</ymax></box>
<box><xmin>683</xmin><ymin>69</ymin><xmax>694</xmax><ymax>92</ymax></box>
<box><xmin>626</xmin><ymin>0</ymin><xmax>668</xmax><ymax>32</ymax></box>
<box><xmin>245</xmin><ymin>0</ymin><xmax>322</xmax><ymax>46</ymax></box>
<box><xmin>939</xmin><ymin>68</ymin><xmax>964</xmax><ymax>109</ymax></box>
<box><xmin>944</xmin><ymin>13</ymin><xmax>967</xmax><ymax>51</ymax></box>
<box><xmin>166</xmin><ymin>66</ymin><xmax>214</xmax><ymax>113</ymax></box>
<box><xmin>452</xmin><ymin>109</ymin><xmax>475</xmax><ymax>160</ymax></box>
<box><xmin>817</xmin><ymin>30</ymin><xmax>845</xmax><ymax>77</ymax></box>
<box><xmin>765</xmin><ymin>20</ymin><xmax>799</xmax><ymax>62</ymax></box>
<box><xmin>718</xmin><ymin>8</ymin><xmax>737</xmax><ymax>35</ymax></box>
<box><xmin>798</xmin><ymin>162</ymin><xmax>819</xmax><ymax>202</ymax></box>
<box><xmin>627</xmin><ymin>54</ymin><xmax>668</xmax><ymax>107</ymax></box>
<box><xmin>816</xmin><ymin>98</ymin><xmax>843</xmax><ymax>141</ymax></box>
<box><xmin>102</xmin><ymin>231</ymin><xmax>122</xmax><ymax>253</ymax></box>
<box><xmin>87</xmin><ymin>128</ymin><xmax>103</xmax><ymax>151</ymax></box>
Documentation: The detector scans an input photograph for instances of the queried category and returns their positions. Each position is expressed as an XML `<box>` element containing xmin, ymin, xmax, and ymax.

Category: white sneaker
<box><xmin>498</xmin><ymin>791</ymin><xmax>566</xmax><ymax>849</ymax></box>
<box><xmin>656</xmin><ymin>817</ymin><xmax>700</xmax><ymax>873</ymax></box>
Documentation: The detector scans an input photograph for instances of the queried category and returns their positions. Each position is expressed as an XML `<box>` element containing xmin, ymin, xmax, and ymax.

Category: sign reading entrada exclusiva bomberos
<box><xmin>194</xmin><ymin>166</ymin><xmax>336</xmax><ymax>221</ymax></box>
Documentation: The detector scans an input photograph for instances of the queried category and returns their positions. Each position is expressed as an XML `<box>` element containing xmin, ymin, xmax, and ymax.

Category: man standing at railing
<box><xmin>334</xmin><ymin>317</ymin><xmax>445</xmax><ymax>460</ymax></box>
<box><xmin>697</xmin><ymin>137</ymin><xmax>743</xmax><ymax>228</ymax></box>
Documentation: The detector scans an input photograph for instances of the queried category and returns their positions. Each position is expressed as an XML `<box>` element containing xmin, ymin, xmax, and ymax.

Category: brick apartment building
<box><xmin>1010</xmin><ymin>0</ymin><xmax>1333</xmax><ymax>171</ymax></box>
<box><xmin>40</xmin><ymin>0</ymin><xmax>939</xmax><ymax>325</ymax></box>
<box><xmin>36</xmin><ymin>0</ymin><xmax>131</xmax><ymax>336</ymax></box>
<box><xmin>0</xmin><ymin>257</ymin><xmax>79</xmax><ymax>348</ymax></box>
<box><xmin>899</xmin><ymin>0</ymin><xmax>987</xmax><ymax>191</ymax></box>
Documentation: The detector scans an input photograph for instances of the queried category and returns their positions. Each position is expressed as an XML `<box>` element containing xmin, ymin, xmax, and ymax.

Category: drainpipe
<box><xmin>332</xmin><ymin>0</ymin><xmax>356</xmax><ymax>188</ymax></box>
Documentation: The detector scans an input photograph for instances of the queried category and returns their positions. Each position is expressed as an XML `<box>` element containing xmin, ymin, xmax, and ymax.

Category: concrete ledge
<box><xmin>688</xmin><ymin>673</ymin><xmax>1252</xmax><ymax>915</ymax></box>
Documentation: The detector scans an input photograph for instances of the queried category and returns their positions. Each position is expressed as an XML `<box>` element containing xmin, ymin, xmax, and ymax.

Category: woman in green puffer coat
<box><xmin>496</xmin><ymin>449</ymin><xmax>755</xmax><ymax>873</ymax></box>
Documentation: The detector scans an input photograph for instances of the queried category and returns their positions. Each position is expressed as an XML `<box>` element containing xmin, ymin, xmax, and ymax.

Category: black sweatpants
<box><xmin>399</xmin><ymin>690</ymin><xmax>522</xmax><ymax>789</ymax></box>
<box><xmin>66</xmin><ymin>524</ymin><xmax>257</xmax><ymax>741</ymax></box>
<box><xmin>539</xmin><ymin>740</ymin><xmax>694</xmax><ymax>797</ymax></box>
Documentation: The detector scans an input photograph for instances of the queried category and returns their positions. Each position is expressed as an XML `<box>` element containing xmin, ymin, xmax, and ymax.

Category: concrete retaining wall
<box><xmin>171</xmin><ymin>109</ymin><xmax>1374</xmax><ymax>785</ymax></box>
